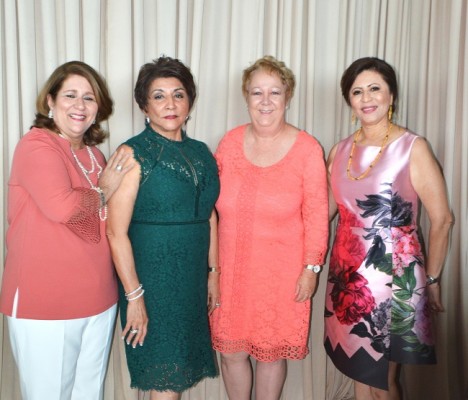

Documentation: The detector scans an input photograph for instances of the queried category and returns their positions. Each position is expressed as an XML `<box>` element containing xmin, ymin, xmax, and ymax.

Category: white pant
<box><xmin>7</xmin><ymin>304</ymin><xmax>117</xmax><ymax>400</ymax></box>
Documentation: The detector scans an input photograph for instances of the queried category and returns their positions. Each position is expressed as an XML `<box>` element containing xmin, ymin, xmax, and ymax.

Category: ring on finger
<box><xmin>130</xmin><ymin>328</ymin><xmax>138</xmax><ymax>334</ymax></box>
<box><xmin>116</xmin><ymin>164</ymin><xmax>123</xmax><ymax>171</ymax></box>
<box><xmin>215</xmin><ymin>303</ymin><xmax>221</xmax><ymax>307</ymax></box>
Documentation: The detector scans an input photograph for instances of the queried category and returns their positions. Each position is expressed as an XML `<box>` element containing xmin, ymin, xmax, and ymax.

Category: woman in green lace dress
<box><xmin>107</xmin><ymin>57</ymin><xmax>220</xmax><ymax>400</ymax></box>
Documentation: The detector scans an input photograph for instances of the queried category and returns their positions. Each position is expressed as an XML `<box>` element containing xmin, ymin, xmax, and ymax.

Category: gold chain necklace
<box><xmin>346</xmin><ymin>123</ymin><xmax>392</xmax><ymax>181</ymax></box>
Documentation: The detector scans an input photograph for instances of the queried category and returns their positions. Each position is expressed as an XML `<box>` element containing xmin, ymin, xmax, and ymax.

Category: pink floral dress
<box><xmin>325</xmin><ymin>131</ymin><xmax>436</xmax><ymax>390</ymax></box>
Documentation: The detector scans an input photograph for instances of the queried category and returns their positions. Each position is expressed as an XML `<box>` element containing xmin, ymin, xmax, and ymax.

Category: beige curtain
<box><xmin>0</xmin><ymin>1</ymin><xmax>466</xmax><ymax>399</ymax></box>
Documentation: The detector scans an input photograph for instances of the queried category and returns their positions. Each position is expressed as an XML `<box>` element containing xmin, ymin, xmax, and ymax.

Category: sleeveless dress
<box><xmin>324</xmin><ymin>131</ymin><xmax>436</xmax><ymax>390</ymax></box>
<box><xmin>119</xmin><ymin>125</ymin><xmax>219</xmax><ymax>392</ymax></box>
<box><xmin>210</xmin><ymin>125</ymin><xmax>328</xmax><ymax>362</ymax></box>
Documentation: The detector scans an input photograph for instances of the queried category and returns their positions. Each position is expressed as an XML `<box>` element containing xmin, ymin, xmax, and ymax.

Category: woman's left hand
<box><xmin>207</xmin><ymin>272</ymin><xmax>221</xmax><ymax>314</ymax></box>
<box><xmin>427</xmin><ymin>283</ymin><xmax>444</xmax><ymax>313</ymax></box>
<box><xmin>295</xmin><ymin>269</ymin><xmax>318</xmax><ymax>302</ymax></box>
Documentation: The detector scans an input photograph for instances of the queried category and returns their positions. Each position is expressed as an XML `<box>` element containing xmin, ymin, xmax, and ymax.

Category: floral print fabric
<box><xmin>324</xmin><ymin>132</ymin><xmax>436</xmax><ymax>390</ymax></box>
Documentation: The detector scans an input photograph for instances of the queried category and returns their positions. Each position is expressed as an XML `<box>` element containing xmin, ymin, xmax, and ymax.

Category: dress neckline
<box><xmin>353</xmin><ymin>130</ymin><xmax>409</xmax><ymax>149</ymax></box>
<box><xmin>241</xmin><ymin>124</ymin><xmax>303</xmax><ymax>169</ymax></box>
<box><xmin>144</xmin><ymin>122</ymin><xmax>187</xmax><ymax>144</ymax></box>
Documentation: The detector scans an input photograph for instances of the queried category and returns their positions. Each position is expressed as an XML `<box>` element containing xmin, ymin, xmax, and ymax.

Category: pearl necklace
<box><xmin>60</xmin><ymin>134</ymin><xmax>107</xmax><ymax>220</ymax></box>
<box><xmin>346</xmin><ymin>123</ymin><xmax>392</xmax><ymax>181</ymax></box>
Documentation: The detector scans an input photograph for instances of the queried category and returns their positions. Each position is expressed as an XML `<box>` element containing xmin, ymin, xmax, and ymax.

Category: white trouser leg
<box><xmin>71</xmin><ymin>304</ymin><xmax>117</xmax><ymax>400</ymax></box>
<box><xmin>8</xmin><ymin>316</ymin><xmax>66</xmax><ymax>399</ymax></box>
<box><xmin>8</xmin><ymin>304</ymin><xmax>117</xmax><ymax>400</ymax></box>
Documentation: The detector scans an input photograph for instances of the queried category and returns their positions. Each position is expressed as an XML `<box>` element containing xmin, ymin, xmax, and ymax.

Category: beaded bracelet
<box><xmin>125</xmin><ymin>284</ymin><xmax>143</xmax><ymax>298</ymax></box>
<box><xmin>127</xmin><ymin>289</ymin><xmax>145</xmax><ymax>302</ymax></box>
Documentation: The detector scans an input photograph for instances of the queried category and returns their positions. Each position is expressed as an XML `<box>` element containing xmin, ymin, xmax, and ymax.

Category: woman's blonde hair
<box><xmin>242</xmin><ymin>55</ymin><xmax>296</xmax><ymax>101</ymax></box>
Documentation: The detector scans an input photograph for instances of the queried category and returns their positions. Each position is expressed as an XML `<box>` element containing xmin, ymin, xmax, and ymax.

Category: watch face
<box><xmin>312</xmin><ymin>265</ymin><xmax>321</xmax><ymax>273</ymax></box>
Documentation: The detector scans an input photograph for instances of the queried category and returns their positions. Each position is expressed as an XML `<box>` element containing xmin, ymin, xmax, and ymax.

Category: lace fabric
<box><xmin>65</xmin><ymin>187</ymin><xmax>101</xmax><ymax>243</ymax></box>
<box><xmin>119</xmin><ymin>127</ymin><xmax>220</xmax><ymax>391</ymax></box>
<box><xmin>210</xmin><ymin>125</ymin><xmax>329</xmax><ymax>362</ymax></box>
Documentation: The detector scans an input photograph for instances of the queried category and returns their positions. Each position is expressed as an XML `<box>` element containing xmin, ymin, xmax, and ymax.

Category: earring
<box><xmin>351</xmin><ymin>113</ymin><xmax>356</xmax><ymax>125</ymax></box>
<box><xmin>145</xmin><ymin>117</ymin><xmax>150</xmax><ymax>124</ymax></box>
<box><xmin>92</xmin><ymin>120</ymin><xmax>96</xmax><ymax>124</ymax></box>
<box><xmin>185</xmin><ymin>115</ymin><xmax>191</xmax><ymax>123</ymax></box>
<box><xmin>48</xmin><ymin>109</ymin><xmax>53</xmax><ymax>119</ymax></box>
<box><xmin>388</xmin><ymin>105</ymin><xmax>393</xmax><ymax>121</ymax></box>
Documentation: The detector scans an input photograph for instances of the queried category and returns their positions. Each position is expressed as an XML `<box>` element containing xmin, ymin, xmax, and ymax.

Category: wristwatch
<box><xmin>426</xmin><ymin>275</ymin><xmax>439</xmax><ymax>285</ymax></box>
<box><xmin>305</xmin><ymin>265</ymin><xmax>322</xmax><ymax>273</ymax></box>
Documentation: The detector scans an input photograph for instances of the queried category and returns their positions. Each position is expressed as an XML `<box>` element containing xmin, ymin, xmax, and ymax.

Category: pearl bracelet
<box><xmin>127</xmin><ymin>289</ymin><xmax>145</xmax><ymax>302</ymax></box>
<box><xmin>125</xmin><ymin>284</ymin><xmax>143</xmax><ymax>298</ymax></box>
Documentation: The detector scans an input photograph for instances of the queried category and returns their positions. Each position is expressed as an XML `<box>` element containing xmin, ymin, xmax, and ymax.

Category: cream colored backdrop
<box><xmin>0</xmin><ymin>1</ymin><xmax>467</xmax><ymax>399</ymax></box>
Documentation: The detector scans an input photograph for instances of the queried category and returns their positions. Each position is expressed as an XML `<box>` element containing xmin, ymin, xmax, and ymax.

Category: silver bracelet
<box><xmin>93</xmin><ymin>186</ymin><xmax>106</xmax><ymax>208</ymax></box>
<box><xmin>208</xmin><ymin>267</ymin><xmax>220</xmax><ymax>274</ymax></box>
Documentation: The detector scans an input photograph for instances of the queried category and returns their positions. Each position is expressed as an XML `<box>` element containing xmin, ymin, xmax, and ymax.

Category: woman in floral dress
<box><xmin>325</xmin><ymin>57</ymin><xmax>453</xmax><ymax>399</ymax></box>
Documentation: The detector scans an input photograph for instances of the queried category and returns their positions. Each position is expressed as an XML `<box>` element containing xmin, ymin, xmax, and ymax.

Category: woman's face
<box><xmin>144</xmin><ymin>77</ymin><xmax>190</xmax><ymax>138</ymax></box>
<box><xmin>47</xmin><ymin>74</ymin><xmax>98</xmax><ymax>145</ymax></box>
<box><xmin>349</xmin><ymin>70</ymin><xmax>393</xmax><ymax>127</ymax></box>
<box><xmin>246</xmin><ymin>70</ymin><xmax>288</xmax><ymax>129</ymax></box>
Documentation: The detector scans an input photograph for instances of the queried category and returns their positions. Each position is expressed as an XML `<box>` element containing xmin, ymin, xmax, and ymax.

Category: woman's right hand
<box><xmin>99</xmin><ymin>148</ymin><xmax>135</xmax><ymax>202</ymax></box>
<box><xmin>122</xmin><ymin>296</ymin><xmax>149</xmax><ymax>348</ymax></box>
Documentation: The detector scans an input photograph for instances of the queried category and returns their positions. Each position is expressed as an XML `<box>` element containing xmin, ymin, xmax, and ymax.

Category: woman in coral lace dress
<box><xmin>210</xmin><ymin>56</ymin><xmax>328</xmax><ymax>399</ymax></box>
<box><xmin>325</xmin><ymin>57</ymin><xmax>453</xmax><ymax>399</ymax></box>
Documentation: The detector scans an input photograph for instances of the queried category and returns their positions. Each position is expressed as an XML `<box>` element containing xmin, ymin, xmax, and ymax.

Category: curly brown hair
<box><xmin>242</xmin><ymin>55</ymin><xmax>296</xmax><ymax>101</ymax></box>
<box><xmin>34</xmin><ymin>61</ymin><xmax>113</xmax><ymax>146</ymax></box>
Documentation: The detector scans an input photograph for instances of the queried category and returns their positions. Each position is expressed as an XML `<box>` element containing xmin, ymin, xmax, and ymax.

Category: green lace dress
<box><xmin>119</xmin><ymin>125</ymin><xmax>220</xmax><ymax>392</ymax></box>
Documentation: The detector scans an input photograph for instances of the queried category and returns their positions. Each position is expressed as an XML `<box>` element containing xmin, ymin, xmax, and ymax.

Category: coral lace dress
<box><xmin>324</xmin><ymin>131</ymin><xmax>436</xmax><ymax>390</ymax></box>
<box><xmin>210</xmin><ymin>124</ymin><xmax>328</xmax><ymax>362</ymax></box>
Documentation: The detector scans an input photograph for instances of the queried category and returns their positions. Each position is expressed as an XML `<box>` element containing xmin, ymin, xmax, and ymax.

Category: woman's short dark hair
<box><xmin>341</xmin><ymin>57</ymin><xmax>399</xmax><ymax>114</ymax></box>
<box><xmin>242</xmin><ymin>55</ymin><xmax>296</xmax><ymax>101</ymax></box>
<box><xmin>134</xmin><ymin>57</ymin><xmax>197</xmax><ymax>112</ymax></box>
<box><xmin>34</xmin><ymin>61</ymin><xmax>113</xmax><ymax>146</ymax></box>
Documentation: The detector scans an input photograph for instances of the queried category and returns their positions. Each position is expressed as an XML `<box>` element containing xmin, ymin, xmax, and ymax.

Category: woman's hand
<box><xmin>295</xmin><ymin>269</ymin><xmax>318</xmax><ymax>302</ymax></box>
<box><xmin>207</xmin><ymin>272</ymin><xmax>221</xmax><ymax>315</ymax></box>
<box><xmin>122</xmin><ymin>296</ymin><xmax>149</xmax><ymax>348</ymax></box>
<box><xmin>427</xmin><ymin>284</ymin><xmax>444</xmax><ymax>313</ymax></box>
<box><xmin>99</xmin><ymin>148</ymin><xmax>135</xmax><ymax>201</ymax></box>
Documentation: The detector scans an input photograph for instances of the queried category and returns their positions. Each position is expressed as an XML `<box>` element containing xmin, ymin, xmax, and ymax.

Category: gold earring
<box><xmin>388</xmin><ymin>105</ymin><xmax>393</xmax><ymax>121</ymax></box>
<box><xmin>351</xmin><ymin>113</ymin><xmax>356</xmax><ymax>125</ymax></box>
